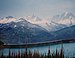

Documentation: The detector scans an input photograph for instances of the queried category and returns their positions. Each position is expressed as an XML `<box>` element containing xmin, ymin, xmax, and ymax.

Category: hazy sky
<box><xmin>0</xmin><ymin>0</ymin><xmax>75</xmax><ymax>18</ymax></box>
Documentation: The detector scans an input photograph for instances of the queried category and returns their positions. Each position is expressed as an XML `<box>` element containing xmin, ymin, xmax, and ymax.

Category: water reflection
<box><xmin>0</xmin><ymin>43</ymin><xmax>75</xmax><ymax>57</ymax></box>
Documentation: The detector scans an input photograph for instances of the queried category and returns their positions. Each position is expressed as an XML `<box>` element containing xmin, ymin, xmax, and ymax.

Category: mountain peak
<box><xmin>64</xmin><ymin>12</ymin><xmax>69</xmax><ymax>16</ymax></box>
<box><xmin>61</xmin><ymin>12</ymin><xmax>75</xmax><ymax>19</ymax></box>
<box><xmin>0</xmin><ymin>16</ymin><xmax>16</xmax><ymax>24</ymax></box>
<box><xmin>52</xmin><ymin>12</ymin><xmax>75</xmax><ymax>21</ymax></box>
<box><xmin>6</xmin><ymin>16</ymin><xmax>14</xmax><ymax>19</ymax></box>
<box><xmin>63</xmin><ymin>12</ymin><xmax>73</xmax><ymax>16</ymax></box>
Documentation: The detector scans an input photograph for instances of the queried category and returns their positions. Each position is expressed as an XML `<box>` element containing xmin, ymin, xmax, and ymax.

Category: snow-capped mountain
<box><xmin>0</xmin><ymin>18</ymin><xmax>52</xmax><ymax>44</ymax></box>
<box><xmin>0</xmin><ymin>12</ymin><xmax>75</xmax><ymax>32</ymax></box>
<box><xmin>51</xmin><ymin>12</ymin><xmax>75</xmax><ymax>26</ymax></box>
<box><xmin>24</xmin><ymin>15</ymin><xmax>51</xmax><ymax>31</ymax></box>
<box><xmin>44</xmin><ymin>12</ymin><xmax>75</xmax><ymax>31</ymax></box>
<box><xmin>51</xmin><ymin>12</ymin><xmax>75</xmax><ymax>21</ymax></box>
<box><xmin>0</xmin><ymin>16</ymin><xmax>17</xmax><ymax>24</ymax></box>
<box><xmin>24</xmin><ymin>12</ymin><xmax>75</xmax><ymax>31</ymax></box>
<box><xmin>25</xmin><ymin>15</ymin><xmax>60</xmax><ymax>31</ymax></box>
<box><xmin>0</xmin><ymin>12</ymin><xmax>75</xmax><ymax>44</ymax></box>
<box><xmin>60</xmin><ymin>12</ymin><xmax>75</xmax><ymax>19</ymax></box>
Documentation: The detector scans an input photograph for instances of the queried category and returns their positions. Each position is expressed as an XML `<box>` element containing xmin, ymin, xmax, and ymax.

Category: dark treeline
<box><xmin>0</xmin><ymin>45</ymin><xmax>64</xmax><ymax>58</ymax></box>
<box><xmin>0</xmin><ymin>45</ymin><xmax>74</xmax><ymax>58</ymax></box>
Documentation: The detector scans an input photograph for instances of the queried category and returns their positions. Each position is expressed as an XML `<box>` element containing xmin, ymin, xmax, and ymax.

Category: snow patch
<box><xmin>14</xmin><ymin>25</ymin><xmax>17</xmax><ymax>28</ymax></box>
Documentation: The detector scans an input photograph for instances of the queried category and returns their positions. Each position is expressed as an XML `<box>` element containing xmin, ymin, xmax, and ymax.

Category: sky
<box><xmin>0</xmin><ymin>0</ymin><xmax>75</xmax><ymax>18</ymax></box>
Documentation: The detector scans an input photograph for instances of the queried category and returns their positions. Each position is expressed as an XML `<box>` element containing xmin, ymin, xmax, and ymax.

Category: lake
<box><xmin>0</xmin><ymin>42</ymin><xmax>75</xmax><ymax>58</ymax></box>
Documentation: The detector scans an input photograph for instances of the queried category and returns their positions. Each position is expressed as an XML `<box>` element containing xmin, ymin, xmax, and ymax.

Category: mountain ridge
<box><xmin>0</xmin><ymin>12</ymin><xmax>75</xmax><ymax>44</ymax></box>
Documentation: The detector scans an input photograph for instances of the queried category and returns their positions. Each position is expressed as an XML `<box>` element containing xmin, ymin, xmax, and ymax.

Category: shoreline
<box><xmin>0</xmin><ymin>39</ymin><xmax>75</xmax><ymax>48</ymax></box>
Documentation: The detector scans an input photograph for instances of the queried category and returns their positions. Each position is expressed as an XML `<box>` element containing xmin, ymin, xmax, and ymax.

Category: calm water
<box><xmin>0</xmin><ymin>43</ymin><xmax>75</xmax><ymax>57</ymax></box>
